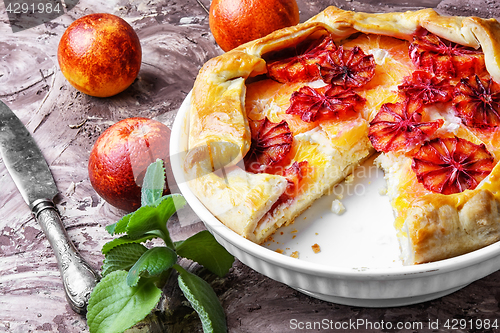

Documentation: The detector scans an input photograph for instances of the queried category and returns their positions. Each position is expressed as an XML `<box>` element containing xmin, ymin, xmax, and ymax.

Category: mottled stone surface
<box><xmin>1</xmin><ymin>0</ymin><xmax>500</xmax><ymax>332</ymax></box>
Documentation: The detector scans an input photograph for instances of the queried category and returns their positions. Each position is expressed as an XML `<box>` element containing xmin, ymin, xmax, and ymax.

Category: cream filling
<box><xmin>425</xmin><ymin>103</ymin><xmax>462</xmax><ymax>136</ymax></box>
<box><xmin>295</xmin><ymin>127</ymin><xmax>337</xmax><ymax>156</ymax></box>
<box><xmin>374</xmin><ymin>152</ymin><xmax>413</xmax><ymax>263</ymax></box>
<box><xmin>374</xmin><ymin>152</ymin><xmax>409</xmax><ymax>213</ymax></box>
<box><xmin>371</xmin><ymin>48</ymin><xmax>389</xmax><ymax>66</ymax></box>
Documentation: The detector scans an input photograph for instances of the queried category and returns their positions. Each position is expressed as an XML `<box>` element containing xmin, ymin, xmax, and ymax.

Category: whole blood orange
<box><xmin>209</xmin><ymin>0</ymin><xmax>300</xmax><ymax>52</ymax></box>
<box><xmin>88</xmin><ymin>117</ymin><xmax>171</xmax><ymax>212</ymax></box>
<box><xmin>58</xmin><ymin>13</ymin><xmax>142</xmax><ymax>98</ymax></box>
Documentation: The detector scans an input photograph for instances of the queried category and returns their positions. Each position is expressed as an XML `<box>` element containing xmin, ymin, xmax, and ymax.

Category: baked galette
<box><xmin>183</xmin><ymin>6</ymin><xmax>500</xmax><ymax>265</ymax></box>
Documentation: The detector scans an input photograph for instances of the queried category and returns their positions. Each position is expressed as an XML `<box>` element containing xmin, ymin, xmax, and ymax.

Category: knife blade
<box><xmin>0</xmin><ymin>100</ymin><xmax>99</xmax><ymax>314</ymax></box>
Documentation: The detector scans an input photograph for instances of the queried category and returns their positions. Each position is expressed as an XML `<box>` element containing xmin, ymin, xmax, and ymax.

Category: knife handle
<box><xmin>32</xmin><ymin>199</ymin><xmax>100</xmax><ymax>314</ymax></box>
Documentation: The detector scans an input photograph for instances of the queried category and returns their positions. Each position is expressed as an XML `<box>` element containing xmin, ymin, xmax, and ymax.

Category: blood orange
<box><xmin>209</xmin><ymin>0</ymin><xmax>299</xmax><ymax>52</ymax></box>
<box><xmin>88</xmin><ymin>117</ymin><xmax>171</xmax><ymax>211</ymax></box>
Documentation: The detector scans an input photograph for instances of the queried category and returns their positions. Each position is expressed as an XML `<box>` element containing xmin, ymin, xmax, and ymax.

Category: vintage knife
<box><xmin>0</xmin><ymin>100</ymin><xmax>99</xmax><ymax>314</ymax></box>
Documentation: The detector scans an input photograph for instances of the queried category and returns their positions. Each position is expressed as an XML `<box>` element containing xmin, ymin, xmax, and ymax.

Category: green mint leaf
<box><xmin>101</xmin><ymin>234</ymin><xmax>157</xmax><ymax>255</ymax></box>
<box><xmin>87</xmin><ymin>270</ymin><xmax>162</xmax><ymax>333</ymax></box>
<box><xmin>141</xmin><ymin>159</ymin><xmax>166</xmax><ymax>207</ymax></box>
<box><xmin>153</xmin><ymin>194</ymin><xmax>179</xmax><ymax>207</ymax></box>
<box><xmin>176</xmin><ymin>230</ymin><xmax>234</xmax><ymax>277</ymax></box>
<box><xmin>105</xmin><ymin>212</ymin><xmax>133</xmax><ymax>236</ymax></box>
<box><xmin>104</xmin><ymin>223</ymin><xmax>116</xmax><ymax>236</ymax></box>
<box><xmin>101</xmin><ymin>243</ymin><xmax>148</xmax><ymax>277</ymax></box>
<box><xmin>154</xmin><ymin>192</ymin><xmax>187</xmax><ymax>212</ymax></box>
<box><xmin>127</xmin><ymin>247</ymin><xmax>177</xmax><ymax>287</ymax></box>
<box><xmin>125</xmin><ymin>205</ymin><xmax>172</xmax><ymax>245</ymax></box>
<box><xmin>174</xmin><ymin>265</ymin><xmax>227</xmax><ymax>333</ymax></box>
<box><xmin>126</xmin><ymin>194</ymin><xmax>186</xmax><ymax>247</ymax></box>
<box><xmin>173</xmin><ymin>240</ymin><xmax>184</xmax><ymax>248</ymax></box>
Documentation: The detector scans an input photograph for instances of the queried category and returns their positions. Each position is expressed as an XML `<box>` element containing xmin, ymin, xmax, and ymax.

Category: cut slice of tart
<box><xmin>243</xmin><ymin>78</ymin><xmax>374</xmax><ymax>242</ymax></box>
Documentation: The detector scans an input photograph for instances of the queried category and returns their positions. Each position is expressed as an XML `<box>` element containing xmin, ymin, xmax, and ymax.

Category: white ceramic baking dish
<box><xmin>170</xmin><ymin>92</ymin><xmax>500</xmax><ymax>307</ymax></box>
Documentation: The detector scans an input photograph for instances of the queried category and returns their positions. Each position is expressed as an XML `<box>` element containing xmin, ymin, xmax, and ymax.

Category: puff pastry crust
<box><xmin>184</xmin><ymin>6</ymin><xmax>500</xmax><ymax>263</ymax></box>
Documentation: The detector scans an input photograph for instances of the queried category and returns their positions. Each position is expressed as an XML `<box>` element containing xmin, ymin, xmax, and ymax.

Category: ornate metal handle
<box><xmin>32</xmin><ymin>199</ymin><xmax>100</xmax><ymax>314</ymax></box>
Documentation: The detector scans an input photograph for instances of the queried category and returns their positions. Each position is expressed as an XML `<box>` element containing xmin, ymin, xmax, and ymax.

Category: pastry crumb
<box><xmin>379</xmin><ymin>186</ymin><xmax>387</xmax><ymax>195</ymax></box>
<box><xmin>292</xmin><ymin>235</ymin><xmax>297</xmax><ymax>239</ymax></box>
<box><xmin>290</xmin><ymin>251</ymin><xmax>299</xmax><ymax>258</ymax></box>
<box><xmin>331</xmin><ymin>199</ymin><xmax>346</xmax><ymax>215</ymax></box>
<box><xmin>275</xmin><ymin>248</ymin><xmax>284</xmax><ymax>254</ymax></box>
<box><xmin>312</xmin><ymin>243</ymin><xmax>321</xmax><ymax>253</ymax></box>
<box><xmin>291</xmin><ymin>229</ymin><xmax>298</xmax><ymax>234</ymax></box>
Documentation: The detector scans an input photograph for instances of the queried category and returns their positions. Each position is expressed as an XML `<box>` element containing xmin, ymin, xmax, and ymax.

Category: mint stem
<box><xmin>155</xmin><ymin>267</ymin><xmax>173</xmax><ymax>289</ymax></box>
<box><xmin>159</xmin><ymin>224</ymin><xmax>175</xmax><ymax>250</ymax></box>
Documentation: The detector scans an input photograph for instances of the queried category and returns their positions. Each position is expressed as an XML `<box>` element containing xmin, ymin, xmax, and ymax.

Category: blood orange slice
<box><xmin>321</xmin><ymin>45</ymin><xmax>376</xmax><ymax>87</ymax></box>
<box><xmin>398</xmin><ymin>70</ymin><xmax>453</xmax><ymax>104</ymax></box>
<box><xmin>453</xmin><ymin>75</ymin><xmax>500</xmax><ymax>128</ymax></box>
<box><xmin>409</xmin><ymin>30</ymin><xmax>485</xmax><ymax>79</ymax></box>
<box><xmin>281</xmin><ymin>161</ymin><xmax>309</xmax><ymax>197</ymax></box>
<box><xmin>368</xmin><ymin>98</ymin><xmax>443</xmax><ymax>153</ymax></box>
<box><xmin>412</xmin><ymin>137</ymin><xmax>495</xmax><ymax>194</ymax></box>
<box><xmin>244</xmin><ymin>117</ymin><xmax>293</xmax><ymax>173</ymax></box>
<box><xmin>286</xmin><ymin>84</ymin><xmax>366</xmax><ymax>122</ymax></box>
<box><xmin>267</xmin><ymin>161</ymin><xmax>309</xmax><ymax>211</ymax></box>
<box><xmin>266</xmin><ymin>36</ymin><xmax>337</xmax><ymax>83</ymax></box>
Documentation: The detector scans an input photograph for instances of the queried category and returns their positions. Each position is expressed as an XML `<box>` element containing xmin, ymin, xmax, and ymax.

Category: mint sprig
<box><xmin>175</xmin><ymin>264</ymin><xmax>228</xmax><ymax>333</ymax></box>
<box><xmin>175</xmin><ymin>230</ymin><xmax>234</xmax><ymax>277</ymax></box>
<box><xmin>87</xmin><ymin>270</ymin><xmax>163</xmax><ymax>333</ymax></box>
<box><xmin>87</xmin><ymin>159</ymin><xmax>234</xmax><ymax>333</ymax></box>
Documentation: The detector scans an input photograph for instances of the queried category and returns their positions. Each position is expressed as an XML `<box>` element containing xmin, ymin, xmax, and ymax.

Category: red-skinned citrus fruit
<box><xmin>209</xmin><ymin>0</ymin><xmax>300</xmax><ymax>52</ymax></box>
<box><xmin>58</xmin><ymin>13</ymin><xmax>142</xmax><ymax>97</ymax></box>
<box><xmin>88</xmin><ymin>117</ymin><xmax>171</xmax><ymax>212</ymax></box>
